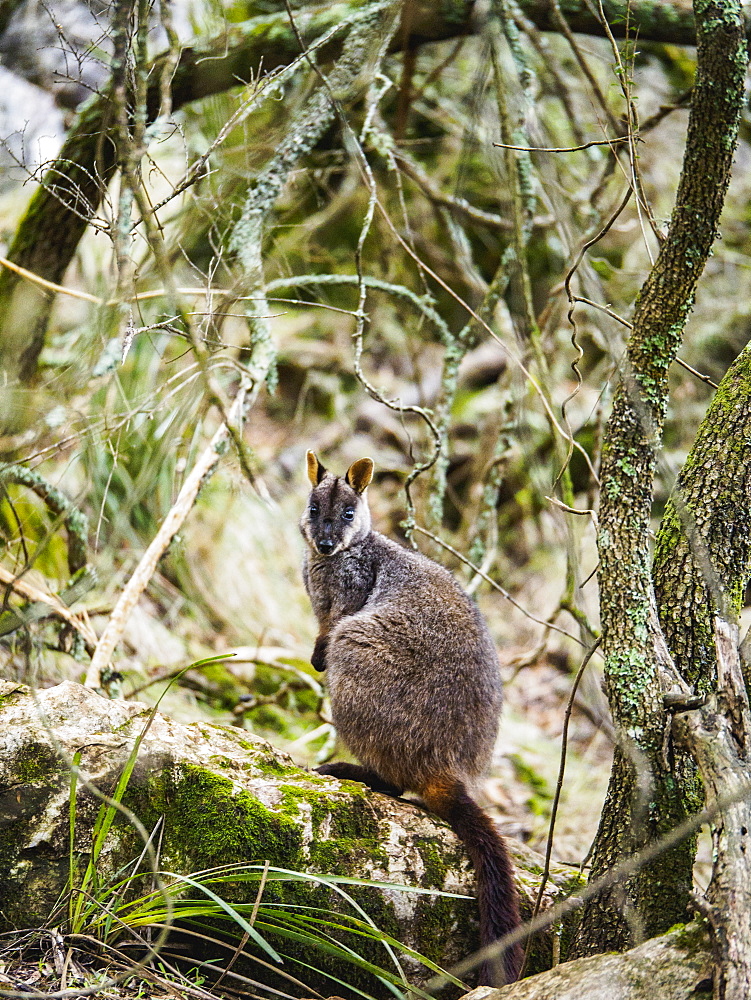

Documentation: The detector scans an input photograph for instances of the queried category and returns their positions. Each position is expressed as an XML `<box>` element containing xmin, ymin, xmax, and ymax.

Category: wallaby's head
<box><xmin>300</xmin><ymin>451</ymin><xmax>373</xmax><ymax>556</ymax></box>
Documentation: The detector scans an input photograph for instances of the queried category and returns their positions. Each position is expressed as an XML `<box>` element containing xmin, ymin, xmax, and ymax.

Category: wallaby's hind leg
<box><xmin>315</xmin><ymin>762</ymin><xmax>404</xmax><ymax>797</ymax></box>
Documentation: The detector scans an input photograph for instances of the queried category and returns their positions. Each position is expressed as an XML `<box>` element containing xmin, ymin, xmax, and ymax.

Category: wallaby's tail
<box><xmin>422</xmin><ymin>778</ymin><xmax>522</xmax><ymax>986</ymax></box>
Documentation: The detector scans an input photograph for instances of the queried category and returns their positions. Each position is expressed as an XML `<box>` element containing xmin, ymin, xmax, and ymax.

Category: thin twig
<box><xmin>0</xmin><ymin>256</ymin><xmax>100</xmax><ymax>302</ymax></box>
<box><xmin>596</xmin><ymin>0</ymin><xmax>663</xmax><ymax>250</ymax></box>
<box><xmin>282</xmin><ymin>0</ymin><xmax>441</xmax><ymax>531</ymax></box>
<box><xmin>146</xmin><ymin>5</ymin><xmax>392</xmax><ymax>219</ymax></box>
<box><xmin>521</xmin><ymin>638</ymin><xmax>602</xmax><ymax>977</ymax></box>
<box><xmin>493</xmin><ymin>136</ymin><xmax>630</xmax><ymax>152</ymax></box>
<box><xmin>0</xmin><ymin>567</ymin><xmax>98</xmax><ymax>646</ymax></box>
<box><xmin>394</xmin><ymin>147</ymin><xmax>514</xmax><ymax>230</ymax></box>
<box><xmin>574</xmin><ymin>296</ymin><xmax>719</xmax><ymax>387</ymax></box>
<box><xmin>414</xmin><ymin>523</ymin><xmax>586</xmax><ymax>646</ymax></box>
<box><xmin>375</xmin><ymin>194</ymin><xmax>601</xmax><ymax>487</ymax></box>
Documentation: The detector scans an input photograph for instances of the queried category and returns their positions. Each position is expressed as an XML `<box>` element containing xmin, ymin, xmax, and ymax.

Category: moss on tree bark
<box><xmin>653</xmin><ymin>340</ymin><xmax>751</xmax><ymax>693</ymax></box>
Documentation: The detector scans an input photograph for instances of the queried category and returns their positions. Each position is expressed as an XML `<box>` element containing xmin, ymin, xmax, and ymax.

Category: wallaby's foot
<box><xmin>311</xmin><ymin>635</ymin><xmax>328</xmax><ymax>672</ymax></box>
<box><xmin>315</xmin><ymin>762</ymin><xmax>404</xmax><ymax>798</ymax></box>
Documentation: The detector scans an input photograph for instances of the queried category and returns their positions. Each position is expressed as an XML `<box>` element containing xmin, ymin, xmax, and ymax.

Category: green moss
<box><xmin>0</xmin><ymin>769</ymin><xmax>67</xmax><ymax>930</ymax></box>
<box><xmin>123</xmin><ymin>764</ymin><xmax>395</xmax><ymax>891</ymax></box>
<box><xmin>0</xmin><ymin>684</ymin><xmax>25</xmax><ymax>709</ymax></box>
<box><xmin>668</xmin><ymin>919</ymin><xmax>710</xmax><ymax>954</ymax></box>
<box><xmin>232</xmin><ymin>736</ymin><xmax>258</xmax><ymax>753</ymax></box>
<box><xmin>0</xmin><ymin>703</ymin><xmax>515</xmax><ymax>996</ymax></box>
<box><xmin>280</xmin><ymin>782</ymin><xmax>376</xmax><ymax>831</ymax></box>
<box><xmin>251</xmin><ymin>752</ymin><xmax>302</xmax><ymax>777</ymax></box>
<box><xmin>414</xmin><ymin>838</ymin><xmax>453</xmax><ymax>889</ymax></box>
<box><xmin>278</xmin><ymin>782</ymin><xmax>390</xmax><ymax>873</ymax></box>
<box><xmin>123</xmin><ymin>762</ymin><xmax>305</xmax><ymax>874</ymax></box>
<box><xmin>9</xmin><ymin>741</ymin><xmax>63</xmax><ymax>784</ymax></box>
<box><xmin>413</xmin><ymin>894</ymin><xmax>471</xmax><ymax>966</ymax></box>
<box><xmin>336</xmin><ymin>882</ymin><xmax>402</xmax><ymax>951</ymax></box>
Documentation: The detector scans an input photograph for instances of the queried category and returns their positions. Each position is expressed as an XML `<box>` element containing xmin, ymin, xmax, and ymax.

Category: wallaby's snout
<box><xmin>316</xmin><ymin>525</ymin><xmax>336</xmax><ymax>556</ymax></box>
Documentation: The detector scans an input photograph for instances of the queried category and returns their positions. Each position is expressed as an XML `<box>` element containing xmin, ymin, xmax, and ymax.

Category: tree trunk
<box><xmin>653</xmin><ymin>339</ymin><xmax>751</xmax><ymax>694</ymax></box>
<box><xmin>573</xmin><ymin>0</ymin><xmax>748</xmax><ymax>958</ymax></box>
<box><xmin>673</xmin><ymin>620</ymin><xmax>751</xmax><ymax>1000</ymax></box>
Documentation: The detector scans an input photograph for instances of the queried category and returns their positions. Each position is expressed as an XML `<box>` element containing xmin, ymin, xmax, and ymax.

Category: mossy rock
<box><xmin>0</xmin><ymin>680</ymin><xmax>581</xmax><ymax>996</ymax></box>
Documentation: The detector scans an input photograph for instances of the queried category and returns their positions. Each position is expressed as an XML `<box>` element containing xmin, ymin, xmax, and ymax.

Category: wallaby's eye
<box><xmin>309</xmin><ymin>503</ymin><xmax>319</xmax><ymax>516</ymax></box>
<box><xmin>342</xmin><ymin>507</ymin><xmax>355</xmax><ymax>522</ymax></box>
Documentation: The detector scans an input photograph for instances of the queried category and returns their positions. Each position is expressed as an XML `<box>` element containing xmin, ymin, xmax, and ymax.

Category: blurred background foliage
<box><xmin>0</xmin><ymin>0</ymin><xmax>747</xmax><ymax>870</ymax></box>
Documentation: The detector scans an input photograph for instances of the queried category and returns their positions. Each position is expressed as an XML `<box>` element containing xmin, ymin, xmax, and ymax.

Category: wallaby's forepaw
<box><xmin>315</xmin><ymin>762</ymin><xmax>404</xmax><ymax>797</ymax></box>
<box><xmin>314</xmin><ymin>762</ymin><xmax>348</xmax><ymax>778</ymax></box>
<box><xmin>311</xmin><ymin>635</ymin><xmax>328</xmax><ymax>671</ymax></box>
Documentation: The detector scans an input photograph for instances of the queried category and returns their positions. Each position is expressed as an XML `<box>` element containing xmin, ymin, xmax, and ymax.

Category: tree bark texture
<box><xmin>653</xmin><ymin>339</ymin><xmax>751</xmax><ymax>693</ymax></box>
<box><xmin>674</xmin><ymin>620</ymin><xmax>751</xmax><ymax>1000</ymax></box>
<box><xmin>573</xmin><ymin>0</ymin><xmax>748</xmax><ymax>958</ymax></box>
<box><xmin>0</xmin><ymin>0</ymin><xmax>707</xmax><ymax>395</ymax></box>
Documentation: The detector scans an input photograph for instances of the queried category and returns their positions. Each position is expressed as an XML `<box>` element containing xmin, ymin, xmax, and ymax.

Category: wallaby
<box><xmin>300</xmin><ymin>451</ymin><xmax>522</xmax><ymax>985</ymax></box>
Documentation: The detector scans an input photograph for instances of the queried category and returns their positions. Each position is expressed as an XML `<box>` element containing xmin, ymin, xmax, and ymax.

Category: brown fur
<box><xmin>300</xmin><ymin>453</ymin><xmax>522</xmax><ymax>984</ymax></box>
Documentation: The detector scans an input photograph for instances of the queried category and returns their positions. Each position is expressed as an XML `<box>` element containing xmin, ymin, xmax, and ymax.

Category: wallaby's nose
<box><xmin>317</xmin><ymin>539</ymin><xmax>335</xmax><ymax>555</ymax></box>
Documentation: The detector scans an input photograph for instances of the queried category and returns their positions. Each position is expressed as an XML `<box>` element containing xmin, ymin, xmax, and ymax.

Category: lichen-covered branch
<box><xmin>229</xmin><ymin>2</ymin><xmax>396</xmax><ymax>393</ymax></box>
<box><xmin>0</xmin><ymin>464</ymin><xmax>90</xmax><ymax>575</ymax></box>
<box><xmin>574</xmin><ymin>0</ymin><xmax>748</xmax><ymax>957</ymax></box>
<box><xmin>518</xmin><ymin>0</ymin><xmax>699</xmax><ymax>45</ymax></box>
<box><xmin>265</xmin><ymin>273</ymin><xmax>452</xmax><ymax>343</ymax></box>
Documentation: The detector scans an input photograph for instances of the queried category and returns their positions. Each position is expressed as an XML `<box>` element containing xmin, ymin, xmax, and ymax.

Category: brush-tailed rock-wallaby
<box><xmin>300</xmin><ymin>451</ymin><xmax>522</xmax><ymax>985</ymax></box>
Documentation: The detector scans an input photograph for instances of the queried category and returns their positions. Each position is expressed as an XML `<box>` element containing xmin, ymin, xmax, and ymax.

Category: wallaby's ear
<box><xmin>306</xmin><ymin>451</ymin><xmax>327</xmax><ymax>487</ymax></box>
<box><xmin>345</xmin><ymin>458</ymin><xmax>374</xmax><ymax>495</ymax></box>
